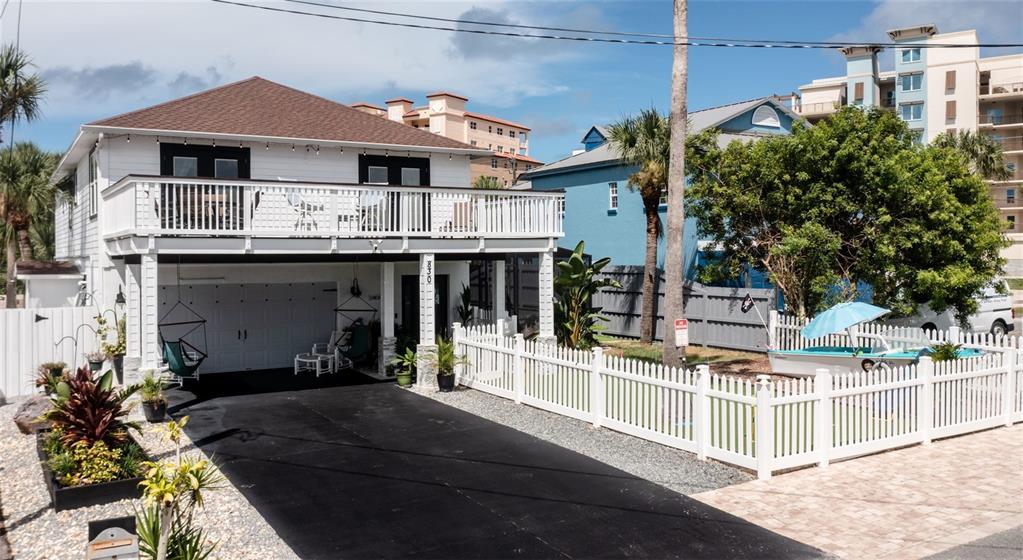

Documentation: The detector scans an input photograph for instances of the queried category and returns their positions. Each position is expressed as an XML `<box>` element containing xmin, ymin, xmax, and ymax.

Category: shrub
<box><xmin>929</xmin><ymin>342</ymin><xmax>962</xmax><ymax>362</ymax></box>
<box><xmin>45</xmin><ymin>367</ymin><xmax>140</xmax><ymax>448</ymax></box>
<box><xmin>61</xmin><ymin>440</ymin><xmax>123</xmax><ymax>487</ymax></box>
<box><xmin>47</xmin><ymin>450</ymin><xmax>77</xmax><ymax>482</ymax></box>
<box><xmin>139</xmin><ymin>371</ymin><xmax>166</xmax><ymax>405</ymax></box>
<box><xmin>119</xmin><ymin>440</ymin><xmax>146</xmax><ymax>478</ymax></box>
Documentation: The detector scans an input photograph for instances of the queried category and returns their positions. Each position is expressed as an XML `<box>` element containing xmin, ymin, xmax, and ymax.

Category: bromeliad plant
<box><xmin>137</xmin><ymin>416</ymin><xmax>221</xmax><ymax>560</ymax></box>
<box><xmin>35</xmin><ymin>361</ymin><xmax>67</xmax><ymax>395</ymax></box>
<box><xmin>45</xmin><ymin>367</ymin><xmax>140</xmax><ymax>447</ymax></box>
<box><xmin>554</xmin><ymin>241</ymin><xmax>622</xmax><ymax>350</ymax></box>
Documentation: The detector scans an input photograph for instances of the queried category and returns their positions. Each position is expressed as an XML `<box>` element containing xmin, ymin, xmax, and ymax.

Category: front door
<box><xmin>401</xmin><ymin>274</ymin><xmax>449</xmax><ymax>340</ymax></box>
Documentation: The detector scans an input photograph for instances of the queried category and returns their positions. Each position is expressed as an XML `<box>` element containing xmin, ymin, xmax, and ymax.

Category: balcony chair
<box><xmin>340</xmin><ymin>320</ymin><xmax>372</xmax><ymax>365</ymax></box>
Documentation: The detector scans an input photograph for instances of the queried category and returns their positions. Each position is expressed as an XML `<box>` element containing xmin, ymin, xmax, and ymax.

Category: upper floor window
<box><xmin>469</xmin><ymin>121</ymin><xmax>477</xmax><ymax>130</ymax></box>
<box><xmin>520</xmin><ymin>133</ymin><xmax>527</xmax><ymax>143</ymax></box>
<box><xmin>400</xmin><ymin>167</ymin><xmax>421</xmax><ymax>186</ymax></box>
<box><xmin>173</xmin><ymin>156</ymin><xmax>198</xmax><ymax>177</ymax></box>
<box><xmin>659</xmin><ymin>187</ymin><xmax>668</xmax><ymax>206</ymax></box>
<box><xmin>519</xmin><ymin>147</ymin><xmax>526</xmax><ymax>155</ymax></box>
<box><xmin>87</xmin><ymin>149</ymin><xmax>99</xmax><ymax>218</ymax></box>
<box><xmin>1008</xmin><ymin>215</ymin><xmax>1016</xmax><ymax>230</ymax></box>
<box><xmin>470</xmin><ymin>140</ymin><xmax>477</xmax><ymax>146</ymax></box>
<box><xmin>497</xmin><ymin>146</ymin><xmax>504</xmax><ymax>153</ymax></box>
<box><xmin>609</xmin><ymin>182</ymin><xmax>618</xmax><ymax>210</ymax></box>
<box><xmin>901</xmin><ymin>48</ymin><xmax>921</xmax><ymax>63</ymax></box>
<box><xmin>367</xmin><ymin>166</ymin><xmax>388</xmax><ymax>184</ymax></box>
<box><xmin>491</xmin><ymin>158</ymin><xmax>498</xmax><ymax>169</ymax></box>
<box><xmin>509</xmin><ymin>130</ymin><xmax>516</xmax><ymax>138</ymax></box>
<box><xmin>900</xmin><ymin>73</ymin><xmax>923</xmax><ymax>92</ymax></box>
<box><xmin>497</xmin><ymin>127</ymin><xmax>504</xmax><ymax>136</ymax></box>
<box><xmin>214</xmin><ymin>158</ymin><xmax>239</xmax><ymax>179</ymax></box>
<box><xmin>900</xmin><ymin>103</ymin><xmax>923</xmax><ymax>121</ymax></box>
<box><xmin>488</xmin><ymin>125</ymin><xmax>492</xmax><ymax>133</ymax></box>
<box><xmin>1008</xmin><ymin>188</ymin><xmax>1016</xmax><ymax>204</ymax></box>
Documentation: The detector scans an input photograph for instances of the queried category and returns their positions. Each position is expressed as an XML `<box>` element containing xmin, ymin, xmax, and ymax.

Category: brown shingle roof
<box><xmin>89</xmin><ymin>77</ymin><xmax>474</xmax><ymax>151</ymax></box>
<box><xmin>15</xmin><ymin>260</ymin><xmax>81</xmax><ymax>276</ymax></box>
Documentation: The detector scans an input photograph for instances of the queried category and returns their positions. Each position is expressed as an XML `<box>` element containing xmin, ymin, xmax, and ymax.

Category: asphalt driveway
<box><xmin>170</xmin><ymin>372</ymin><xmax>824</xmax><ymax>559</ymax></box>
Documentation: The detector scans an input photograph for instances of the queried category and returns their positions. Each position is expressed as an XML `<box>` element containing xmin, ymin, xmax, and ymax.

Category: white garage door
<box><xmin>158</xmin><ymin>282</ymin><xmax>336</xmax><ymax>374</ymax></box>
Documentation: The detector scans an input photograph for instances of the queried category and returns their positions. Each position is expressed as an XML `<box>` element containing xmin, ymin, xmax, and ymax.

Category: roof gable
<box><xmin>88</xmin><ymin>77</ymin><xmax>473</xmax><ymax>150</ymax></box>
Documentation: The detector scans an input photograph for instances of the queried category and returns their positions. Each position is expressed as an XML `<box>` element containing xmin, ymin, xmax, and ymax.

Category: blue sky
<box><xmin>6</xmin><ymin>0</ymin><xmax>1022</xmax><ymax>164</ymax></box>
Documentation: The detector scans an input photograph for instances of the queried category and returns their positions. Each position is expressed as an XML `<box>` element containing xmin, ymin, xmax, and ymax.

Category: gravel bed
<box><xmin>0</xmin><ymin>399</ymin><xmax>298</xmax><ymax>560</ymax></box>
<box><xmin>421</xmin><ymin>387</ymin><xmax>753</xmax><ymax>495</ymax></box>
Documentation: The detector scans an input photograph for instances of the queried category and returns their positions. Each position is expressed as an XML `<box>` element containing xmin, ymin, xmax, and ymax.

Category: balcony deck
<box><xmin>101</xmin><ymin>176</ymin><xmax>564</xmax><ymax>255</ymax></box>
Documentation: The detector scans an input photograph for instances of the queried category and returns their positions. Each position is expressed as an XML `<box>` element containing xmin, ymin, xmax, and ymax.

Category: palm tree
<box><xmin>473</xmin><ymin>175</ymin><xmax>503</xmax><ymax>190</ymax></box>
<box><xmin>933</xmin><ymin>129</ymin><xmax>1011</xmax><ymax>180</ymax></box>
<box><xmin>608</xmin><ymin>109</ymin><xmax>671</xmax><ymax>344</ymax></box>
<box><xmin>662</xmin><ymin>0</ymin><xmax>689</xmax><ymax>366</ymax></box>
<box><xmin>0</xmin><ymin>143</ymin><xmax>66</xmax><ymax>307</ymax></box>
<box><xmin>0</xmin><ymin>45</ymin><xmax>45</xmax><ymax>307</ymax></box>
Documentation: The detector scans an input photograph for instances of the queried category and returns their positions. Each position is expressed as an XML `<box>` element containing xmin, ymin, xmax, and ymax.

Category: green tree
<box><xmin>688</xmin><ymin>107</ymin><xmax>1005</xmax><ymax>321</ymax></box>
<box><xmin>0</xmin><ymin>45</ymin><xmax>46</xmax><ymax>307</ymax></box>
<box><xmin>472</xmin><ymin>175</ymin><xmax>502</xmax><ymax>189</ymax></box>
<box><xmin>554</xmin><ymin>241</ymin><xmax>621</xmax><ymax>349</ymax></box>
<box><xmin>0</xmin><ymin>143</ymin><xmax>68</xmax><ymax>306</ymax></box>
<box><xmin>607</xmin><ymin>109</ymin><xmax>670</xmax><ymax>344</ymax></box>
<box><xmin>931</xmin><ymin>129</ymin><xmax>1010</xmax><ymax>180</ymax></box>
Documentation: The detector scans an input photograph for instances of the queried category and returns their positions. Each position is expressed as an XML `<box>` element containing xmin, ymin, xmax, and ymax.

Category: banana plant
<box><xmin>554</xmin><ymin>241</ymin><xmax>622</xmax><ymax>349</ymax></box>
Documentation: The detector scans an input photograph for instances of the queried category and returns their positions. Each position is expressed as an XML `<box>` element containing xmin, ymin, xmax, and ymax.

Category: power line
<box><xmin>211</xmin><ymin>0</ymin><xmax>1023</xmax><ymax>49</ymax></box>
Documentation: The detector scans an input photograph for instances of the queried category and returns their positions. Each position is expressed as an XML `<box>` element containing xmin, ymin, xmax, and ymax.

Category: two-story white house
<box><xmin>51</xmin><ymin>77</ymin><xmax>563</xmax><ymax>385</ymax></box>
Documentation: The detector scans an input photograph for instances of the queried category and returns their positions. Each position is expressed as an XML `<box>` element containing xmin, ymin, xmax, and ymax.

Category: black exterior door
<box><xmin>400</xmin><ymin>274</ymin><xmax>449</xmax><ymax>340</ymax></box>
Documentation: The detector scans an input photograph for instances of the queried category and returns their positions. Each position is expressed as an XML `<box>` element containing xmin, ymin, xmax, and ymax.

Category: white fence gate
<box><xmin>0</xmin><ymin>307</ymin><xmax>99</xmax><ymax>402</ymax></box>
<box><xmin>454</xmin><ymin>322</ymin><xmax>1023</xmax><ymax>479</ymax></box>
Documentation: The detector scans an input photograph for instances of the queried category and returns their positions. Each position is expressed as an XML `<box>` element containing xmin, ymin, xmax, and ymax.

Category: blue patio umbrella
<box><xmin>800</xmin><ymin>302</ymin><xmax>891</xmax><ymax>340</ymax></box>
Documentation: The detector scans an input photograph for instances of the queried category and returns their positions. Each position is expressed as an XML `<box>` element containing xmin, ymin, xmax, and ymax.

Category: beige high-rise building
<box><xmin>352</xmin><ymin>92</ymin><xmax>542</xmax><ymax>186</ymax></box>
<box><xmin>787</xmin><ymin>25</ymin><xmax>1023</xmax><ymax>274</ymax></box>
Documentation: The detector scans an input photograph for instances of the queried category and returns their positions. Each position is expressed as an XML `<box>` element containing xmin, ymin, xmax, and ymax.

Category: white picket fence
<box><xmin>453</xmin><ymin>322</ymin><xmax>1023</xmax><ymax>479</ymax></box>
<box><xmin>0</xmin><ymin>306</ymin><xmax>101</xmax><ymax>402</ymax></box>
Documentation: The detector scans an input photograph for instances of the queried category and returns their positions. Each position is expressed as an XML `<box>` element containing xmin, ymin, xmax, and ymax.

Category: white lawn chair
<box><xmin>309</xmin><ymin>330</ymin><xmax>352</xmax><ymax>374</ymax></box>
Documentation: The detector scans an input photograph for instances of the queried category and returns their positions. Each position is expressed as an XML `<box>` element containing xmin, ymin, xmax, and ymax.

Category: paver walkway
<box><xmin>694</xmin><ymin>425</ymin><xmax>1023</xmax><ymax>559</ymax></box>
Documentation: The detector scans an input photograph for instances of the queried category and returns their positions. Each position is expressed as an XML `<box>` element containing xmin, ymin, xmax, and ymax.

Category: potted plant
<box><xmin>389</xmin><ymin>348</ymin><xmax>417</xmax><ymax>388</ymax></box>
<box><xmin>434</xmin><ymin>337</ymin><xmax>467</xmax><ymax>393</ymax></box>
<box><xmin>139</xmin><ymin>371</ymin><xmax>168</xmax><ymax>423</ymax></box>
<box><xmin>98</xmin><ymin>315</ymin><xmax>127</xmax><ymax>384</ymax></box>
<box><xmin>85</xmin><ymin>351</ymin><xmax>106</xmax><ymax>372</ymax></box>
<box><xmin>35</xmin><ymin>362</ymin><xmax>68</xmax><ymax>395</ymax></box>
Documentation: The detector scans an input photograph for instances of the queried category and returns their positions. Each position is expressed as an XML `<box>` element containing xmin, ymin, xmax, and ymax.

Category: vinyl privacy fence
<box><xmin>0</xmin><ymin>306</ymin><xmax>100</xmax><ymax>402</ymax></box>
<box><xmin>454</xmin><ymin>322</ymin><xmax>1023</xmax><ymax>479</ymax></box>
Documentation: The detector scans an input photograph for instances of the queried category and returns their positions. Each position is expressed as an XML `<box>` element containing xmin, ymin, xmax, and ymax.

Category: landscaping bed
<box><xmin>35</xmin><ymin>431</ymin><xmax>147</xmax><ymax>512</ymax></box>
<box><xmin>0</xmin><ymin>400</ymin><xmax>299</xmax><ymax>559</ymax></box>
<box><xmin>597</xmin><ymin>336</ymin><xmax>784</xmax><ymax>380</ymax></box>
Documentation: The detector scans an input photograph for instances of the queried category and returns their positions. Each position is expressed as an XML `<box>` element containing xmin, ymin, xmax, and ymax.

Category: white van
<box><xmin>885</xmin><ymin>281</ymin><xmax>1015</xmax><ymax>336</ymax></box>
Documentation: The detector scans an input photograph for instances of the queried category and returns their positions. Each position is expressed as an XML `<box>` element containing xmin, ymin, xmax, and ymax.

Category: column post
<box><xmin>415</xmin><ymin>253</ymin><xmax>438</xmax><ymax>390</ymax></box>
<box><xmin>815</xmin><ymin>367</ymin><xmax>832</xmax><ymax>467</ymax></box>
<box><xmin>537</xmin><ymin>249</ymin><xmax>555</xmax><ymax>345</ymax></box>
<box><xmin>513</xmin><ymin>333</ymin><xmax>525</xmax><ymax>404</ymax></box>
<box><xmin>124</xmin><ymin>260</ymin><xmax>143</xmax><ymax>382</ymax></box>
<box><xmin>140</xmin><ymin>254</ymin><xmax>160</xmax><ymax>373</ymax></box>
<box><xmin>919</xmin><ymin>356</ymin><xmax>935</xmax><ymax>445</ymax></box>
<box><xmin>1004</xmin><ymin>349</ymin><xmax>1017</xmax><ymax>428</ymax></box>
<box><xmin>590</xmin><ymin>346</ymin><xmax>604</xmax><ymax>427</ymax></box>
<box><xmin>695</xmin><ymin>365</ymin><xmax>710</xmax><ymax>460</ymax></box>
<box><xmin>379</xmin><ymin>262</ymin><xmax>396</xmax><ymax>376</ymax></box>
<box><xmin>755</xmin><ymin>374</ymin><xmax>774</xmax><ymax>480</ymax></box>
<box><xmin>493</xmin><ymin>259</ymin><xmax>506</xmax><ymax>322</ymax></box>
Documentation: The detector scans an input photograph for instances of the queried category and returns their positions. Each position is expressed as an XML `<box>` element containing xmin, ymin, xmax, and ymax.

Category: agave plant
<box><xmin>45</xmin><ymin>367</ymin><xmax>140</xmax><ymax>447</ymax></box>
<box><xmin>554</xmin><ymin>241</ymin><xmax>622</xmax><ymax>349</ymax></box>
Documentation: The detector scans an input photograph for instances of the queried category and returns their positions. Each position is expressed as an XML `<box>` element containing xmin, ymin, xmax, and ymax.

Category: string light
<box><xmin>156</xmin><ymin>136</ymin><xmax>161</xmax><ymax>144</ymax></box>
<box><xmin>292</xmin><ymin>144</ymin><xmax>296</xmax><ymax>151</ymax></box>
<box><xmin>266</xmin><ymin>142</ymin><xmax>270</xmax><ymax>150</ymax></box>
<box><xmin>126</xmin><ymin>135</ymin><xmax>131</xmax><ymax>143</ymax></box>
<box><xmin>212</xmin><ymin>139</ymin><xmax>216</xmax><ymax>147</ymax></box>
<box><xmin>184</xmin><ymin>138</ymin><xmax>188</xmax><ymax>146</ymax></box>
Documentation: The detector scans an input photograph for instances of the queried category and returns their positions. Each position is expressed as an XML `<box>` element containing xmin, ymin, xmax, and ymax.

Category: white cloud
<box><xmin>7</xmin><ymin>0</ymin><xmax>580</xmax><ymax>118</ymax></box>
<box><xmin>831</xmin><ymin>0</ymin><xmax>1023</xmax><ymax>67</ymax></box>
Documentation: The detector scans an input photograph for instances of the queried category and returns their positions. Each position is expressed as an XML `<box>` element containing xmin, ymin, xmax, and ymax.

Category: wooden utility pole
<box><xmin>662</xmin><ymin>0</ymin><xmax>688</xmax><ymax>365</ymax></box>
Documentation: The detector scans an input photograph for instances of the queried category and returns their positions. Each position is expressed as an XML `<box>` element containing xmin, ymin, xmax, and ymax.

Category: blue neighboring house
<box><xmin>521</xmin><ymin>97</ymin><xmax>800</xmax><ymax>287</ymax></box>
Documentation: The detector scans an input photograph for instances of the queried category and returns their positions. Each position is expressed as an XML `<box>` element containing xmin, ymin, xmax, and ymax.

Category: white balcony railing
<box><xmin>102</xmin><ymin>176</ymin><xmax>564</xmax><ymax>240</ymax></box>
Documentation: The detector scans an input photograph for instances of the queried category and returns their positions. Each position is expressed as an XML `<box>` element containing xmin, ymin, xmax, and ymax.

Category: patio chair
<box><xmin>310</xmin><ymin>330</ymin><xmax>352</xmax><ymax>373</ymax></box>
<box><xmin>163</xmin><ymin>339</ymin><xmax>206</xmax><ymax>379</ymax></box>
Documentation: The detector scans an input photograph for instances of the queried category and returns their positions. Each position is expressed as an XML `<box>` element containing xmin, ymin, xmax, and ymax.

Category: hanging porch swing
<box><xmin>157</xmin><ymin>259</ymin><xmax>209</xmax><ymax>379</ymax></box>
